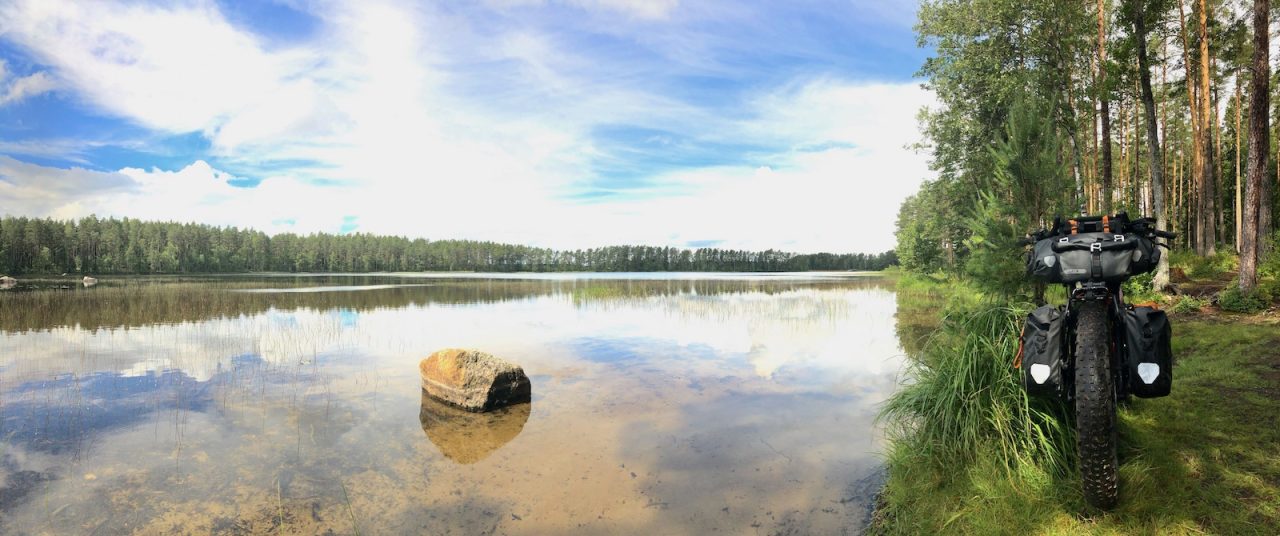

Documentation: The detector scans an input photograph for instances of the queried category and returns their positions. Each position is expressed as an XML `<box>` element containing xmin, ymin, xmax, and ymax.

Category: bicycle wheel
<box><xmin>1074</xmin><ymin>300</ymin><xmax>1119</xmax><ymax>509</ymax></box>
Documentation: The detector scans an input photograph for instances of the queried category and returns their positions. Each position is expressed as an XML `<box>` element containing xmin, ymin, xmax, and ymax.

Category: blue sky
<box><xmin>0</xmin><ymin>0</ymin><xmax>933</xmax><ymax>253</ymax></box>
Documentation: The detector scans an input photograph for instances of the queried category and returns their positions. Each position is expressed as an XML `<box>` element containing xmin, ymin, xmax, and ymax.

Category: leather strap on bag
<box><xmin>1013</xmin><ymin>322</ymin><xmax>1026</xmax><ymax>369</ymax></box>
<box><xmin>1102</xmin><ymin>215</ymin><xmax>1111</xmax><ymax>233</ymax></box>
<box><xmin>1069</xmin><ymin>219</ymin><xmax>1079</xmax><ymax>235</ymax></box>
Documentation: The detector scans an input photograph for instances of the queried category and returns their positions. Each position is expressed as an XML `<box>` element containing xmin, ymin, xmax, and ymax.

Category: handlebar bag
<box><xmin>1049</xmin><ymin>232</ymin><xmax>1139</xmax><ymax>283</ymax></box>
<box><xmin>1129</xmin><ymin>235</ymin><xmax>1161</xmax><ymax>275</ymax></box>
<box><xmin>1122</xmin><ymin>306</ymin><xmax>1173</xmax><ymax>398</ymax></box>
<box><xmin>1027</xmin><ymin>237</ymin><xmax>1063</xmax><ymax>282</ymax></box>
<box><xmin>1020</xmin><ymin>305</ymin><xmax>1066</xmax><ymax>398</ymax></box>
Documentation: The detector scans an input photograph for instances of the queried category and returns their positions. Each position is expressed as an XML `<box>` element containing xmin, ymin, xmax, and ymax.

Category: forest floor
<box><xmin>871</xmin><ymin>273</ymin><xmax>1280</xmax><ymax>535</ymax></box>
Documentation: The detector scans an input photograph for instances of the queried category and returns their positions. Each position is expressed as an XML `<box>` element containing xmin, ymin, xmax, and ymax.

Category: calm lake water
<box><xmin>0</xmin><ymin>273</ymin><xmax>905</xmax><ymax>535</ymax></box>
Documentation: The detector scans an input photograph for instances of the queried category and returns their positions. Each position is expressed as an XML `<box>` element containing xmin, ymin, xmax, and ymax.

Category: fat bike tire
<box><xmin>1074</xmin><ymin>300</ymin><xmax>1119</xmax><ymax>509</ymax></box>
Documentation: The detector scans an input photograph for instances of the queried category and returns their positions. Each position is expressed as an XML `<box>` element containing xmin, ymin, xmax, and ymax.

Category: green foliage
<box><xmin>1169</xmin><ymin>295</ymin><xmax>1208</xmax><ymax>314</ymax></box>
<box><xmin>879</xmin><ymin>0</ymin><xmax>1280</xmax><ymax>530</ymax></box>
<box><xmin>962</xmin><ymin>95</ymin><xmax>1073</xmax><ymax>297</ymax></box>
<box><xmin>1218</xmin><ymin>284</ymin><xmax>1267</xmax><ymax>313</ymax></box>
<box><xmin>1169</xmin><ymin>248</ymin><xmax>1240</xmax><ymax>281</ymax></box>
<box><xmin>1182</xmin><ymin>251</ymin><xmax>1240</xmax><ymax>279</ymax></box>
<box><xmin>894</xmin><ymin>179</ymin><xmax>965</xmax><ymax>274</ymax></box>
<box><xmin>0</xmin><ymin>215</ymin><xmax>896</xmax><ymax>275</ymax></box>
<box><xmin>893</xmin><ymin>0</ymin><xmax>1091</xmax><ymax>281</ymax></box>
<box><xmin>1261</xmin><ymin>231</ymin><xmax>1280</xmax><ymax>280</ymax></box>
<box><xmin>1121</xmin><ymin>272</ymin><xmax>1161</xmax><ymax>304</ymax></box>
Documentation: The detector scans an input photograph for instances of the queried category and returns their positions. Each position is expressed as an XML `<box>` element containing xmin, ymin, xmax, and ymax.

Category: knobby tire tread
<box><xmin>1075</xmin><ymin>300</ymin><xmax>1119</xmax><ymax>509</ymax></box>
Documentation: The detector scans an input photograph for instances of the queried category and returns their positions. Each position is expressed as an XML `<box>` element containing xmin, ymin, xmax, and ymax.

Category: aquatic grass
<box><xmin>276</xmin><ymin>476</ymin><xmax>286</xmax><ymax>536</ymax></box>
<box><xmin>340</xmin><ymin>479</ymin><xmax>361</xmax><ymax>536</ymax></box>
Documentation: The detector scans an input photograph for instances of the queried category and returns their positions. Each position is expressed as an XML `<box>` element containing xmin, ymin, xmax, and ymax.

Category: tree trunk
<box><xmin>1136</xmin><ymin>74</ymin><xmax>1147</xmax><ymax>213</ymax></box>
<box><xmin>1133</xmin><ymin>0</ymin><xmax>1171</xmax><ymax>291</ymax></box>
<box><xmin>1236</xmin><ymin>80</ymin><xmax>1243</xmax><ymax>252</ymax></box>
<box><xmin>1262</xmin><ymin>112</ymin><xmax>1274</xmax><ymax>253</ymax></box>
<box><xmin>1214</xmin><ymin>59</ymin><xmax>1225</xmax><ymax>246</ymax></box>
<box><xmin>1197</xmin><ymin>0</ymin><xmax>1217</xmax><ymax>255</ymax></box>
<box><xmin>1098</xmin><ymin>0</ymin><xmax>1114</xmax><ymax>213</ymax></box>
<box><xmin>1175</xmin><ymin>149</ymin><xmax>1183</xmax><ymax>245</ymax></box>
<box><xmin>1161</xmin><ymin>36</ymin><xmax>1170</xmax><ymax>199</ymax></box>
<box><xmin>1178</xmin><ymin>0</ymin><xmax>1203</xmax><ymax>252</ymax></box>
<box><xmin>1241</xmin><ymin>0</ymin><xmax>1270</xmax><ymax>292</ymax></box>
<box><xmin>1066</xmin><ymin>83</ymin><xmax>1088</xmax><ymax>217</ymax></box>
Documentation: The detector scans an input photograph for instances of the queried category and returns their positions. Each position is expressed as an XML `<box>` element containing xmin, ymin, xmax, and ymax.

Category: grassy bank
<box><xmin>875</xmin><ymin>273</ymin><xmax>1280</xmax><ymax>534</ymax></box>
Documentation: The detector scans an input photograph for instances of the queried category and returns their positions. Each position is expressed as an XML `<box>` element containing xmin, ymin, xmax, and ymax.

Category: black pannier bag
<box><xmin>1020</xmin><ymin>305</ymin><xmax>1066</xmax><ymax>397</ymax></box>
<box><xmin>1122</xmin><ymin>306</ymin><xmax>1173</xmax><ymax>398</ymax></box>
<box><xmin>1121</xmin><ymin>307</ymin><xmax>1172</xmax><ymax>399</ymax></box>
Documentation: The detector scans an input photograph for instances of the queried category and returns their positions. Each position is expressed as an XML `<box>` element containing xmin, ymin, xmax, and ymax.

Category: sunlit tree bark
<box><xmin>1240</xmin><ymin>0</ymin><xmax>1269</xmax><ymax>291</ymax></box>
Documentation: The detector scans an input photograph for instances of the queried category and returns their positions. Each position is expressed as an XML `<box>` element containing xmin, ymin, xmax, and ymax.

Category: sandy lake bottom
<box><xmin>0</xmin><ymin>274</ymin><xmax>904</xmax><ymax>535</ymax></box>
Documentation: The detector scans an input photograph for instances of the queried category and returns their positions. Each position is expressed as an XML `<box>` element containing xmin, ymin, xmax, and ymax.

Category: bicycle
<box><xmin>1020</xmin><ymin>212</ymin><xmax>1176</xmax><ymax>509</ymax></box>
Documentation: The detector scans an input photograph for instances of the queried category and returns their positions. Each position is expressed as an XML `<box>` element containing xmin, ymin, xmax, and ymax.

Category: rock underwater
<box><xmin>419</xmin><ymin>391</ymin><xmax>531</xmax><ymax>464</ymax></box>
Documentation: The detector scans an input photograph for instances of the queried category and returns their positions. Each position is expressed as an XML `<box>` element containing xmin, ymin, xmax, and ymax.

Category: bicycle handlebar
<box><xmin>1025</xmin><ymin>214</ymin><xmax>1176</xmax><ymax>245</ymax></box>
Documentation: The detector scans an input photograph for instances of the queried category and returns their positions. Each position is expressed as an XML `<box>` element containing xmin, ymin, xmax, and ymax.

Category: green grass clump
<box><xmin>1169</xmin><ymin>295</ymin><xmax>1208</xmax><ymax>314</ymax></box>
<box><xmin>876</xmin><ymin>302</ymin><xmax>1075</xmax><ymax>533</ymax></box>
<box><xmin>1219</xmin><ymin>285</ymin><xmax>1268</xmax><ymax>313</ymax></box>
<box><xmin>880</xmin><ymin>304</ymin><xmax>1071</xmax><ymax>468</ymax></box>
<box><xmin>1122</xmin><ymin>272</ymin><xmax>1160</xmax><ymax>304</ymax></box>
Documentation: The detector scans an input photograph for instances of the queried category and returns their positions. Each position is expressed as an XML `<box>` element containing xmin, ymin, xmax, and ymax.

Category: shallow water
<box><xmin>0</xmin><ymin>273</ymin><xmax>903</xmax><ymax>535</ymax></box>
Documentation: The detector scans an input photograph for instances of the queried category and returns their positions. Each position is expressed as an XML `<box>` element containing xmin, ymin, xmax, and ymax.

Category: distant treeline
<box><xmin>0</xmin><ymin>216</ymin><xmax>897</xmax><ymax>275</ymax></box>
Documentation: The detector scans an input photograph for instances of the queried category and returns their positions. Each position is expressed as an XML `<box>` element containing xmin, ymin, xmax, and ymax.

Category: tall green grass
<box><xmin>881</xmin><ymin>304</ymin><xmax>1072</xmax><ymax>472</ymax></box>
<box><xmin>875</xmin><ymin>300</ymin><xmax>1075</xmax><ymax>533</ymax></box>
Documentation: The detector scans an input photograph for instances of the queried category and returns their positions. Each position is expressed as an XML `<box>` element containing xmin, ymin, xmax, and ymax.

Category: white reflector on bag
<box><xmin>1137</xmin><ymin>363</ymin><xmax>1159</xmax><ymax>384</ymax></box>
<box><xmin>1030</xmin><ymin>364</ymin><xmax>1051</xmax><ymax>384</ymax></box>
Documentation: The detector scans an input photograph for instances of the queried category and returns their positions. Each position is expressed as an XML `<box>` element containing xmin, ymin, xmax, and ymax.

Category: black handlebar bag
<box><xmin>1029</xmin><ymin>232</ymin><xmax>1143</xmax><ymax>284</ymax></box>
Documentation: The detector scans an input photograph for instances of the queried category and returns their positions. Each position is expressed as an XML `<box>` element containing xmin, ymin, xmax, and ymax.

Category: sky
<box><xmin>0</xmin><ymin>0</ymin><xmax>934</xmax><ymax>254</ymax></box>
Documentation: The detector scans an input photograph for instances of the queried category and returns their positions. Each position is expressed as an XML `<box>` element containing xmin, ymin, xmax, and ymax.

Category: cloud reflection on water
<box><xmin>0</xmin><ymin>275</ymin><xmax>903</xmax><ymax>534</ymax></box>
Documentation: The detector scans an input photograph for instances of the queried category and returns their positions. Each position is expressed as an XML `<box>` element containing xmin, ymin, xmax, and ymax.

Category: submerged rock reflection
<box><xmin>419</xmin><ymin>390</ymin><xmax>531</xmax><ymax>464</ymax></box>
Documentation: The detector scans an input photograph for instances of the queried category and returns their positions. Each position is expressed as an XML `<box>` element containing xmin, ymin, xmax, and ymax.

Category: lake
<box><xmin>0</xmin><ymin>273</ymin><xmax>905</xmax><ymax>535</ymax></box>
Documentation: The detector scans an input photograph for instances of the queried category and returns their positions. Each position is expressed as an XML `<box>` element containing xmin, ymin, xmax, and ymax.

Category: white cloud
<box><xmin>0</xmin><ymin>156</ymin><xmax>138</xmax><ymax>217</ymax></box>
<box><xmin>0</xmin><ymin>59</ymin><xmax>56</xmax><ymax>106</ymax></box>
<box><xmin>0</xmin><ymin>0</ymin><xmax>305</xmax><ymax>132</ymax></box>
<box><xmin>560</xmin><ymin>81</ymin><xmax>936</xmax><ymax>252</ymax></box>
<box><xmin>0</xmin><ymin>0</ymin><xmax>932</xmax><ymax>253</ymax></box>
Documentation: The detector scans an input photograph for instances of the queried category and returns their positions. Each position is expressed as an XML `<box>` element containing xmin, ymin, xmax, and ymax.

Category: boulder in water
<box><xmin>82</xmin><ymin>276</ymin><xmax>98</xmax><ymax>287</ymax></box>
<box><xmin>0</xmin><ymin>276</ymin><xmax>16</xmax><ymax>289</ymax></box>
<box><xmin>419</xmin><ymin>349</ymin><xmax>531</xmax><ymax>412</ymax></box>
